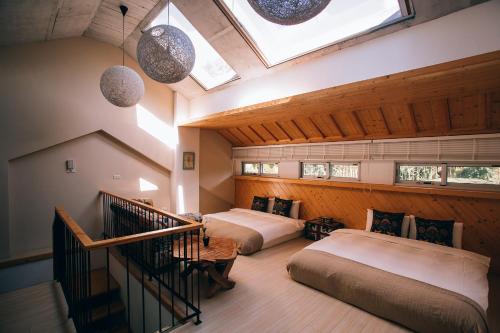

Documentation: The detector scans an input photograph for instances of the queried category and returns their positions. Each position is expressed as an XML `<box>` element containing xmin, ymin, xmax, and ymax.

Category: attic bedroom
<box><xmin>0</xmin><ymin>0</ymin><xmax>499</xmax><ymax>332</ymax></box>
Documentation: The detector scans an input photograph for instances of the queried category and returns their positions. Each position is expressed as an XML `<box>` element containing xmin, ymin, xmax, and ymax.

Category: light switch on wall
<box><xmin>65</xmin><ymin>159</ymin><xmax>76</xmax><ymax>173</ymax></box>
<box><xmin>113</xmin><ymin>174</ymin><xmax>121</xmax><ymax>180</ymax></box>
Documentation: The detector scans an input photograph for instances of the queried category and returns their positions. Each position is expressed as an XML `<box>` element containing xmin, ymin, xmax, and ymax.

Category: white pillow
<box><xmin>267</xmin><ymin>197</ymin><xmax>275</xmax><ymax>214</ymax></box>
<box><xmin>409</xmin><ymin>216</ymin><xmax>463</xmax><ymax>249</ymax></box>
<box><xmin>267</xmin><ymin>197</ymin><xmax>300</xmax><ymax>219</ymax></box>
<box><xmin>366</xmin><ymin>209</ymin><xmax>410</xmax><ymax>238</ymax></box>
<box><xmin>289</xmin><ymin>201</ymin><xmax>301</xmax><ymax>219</ymax></box>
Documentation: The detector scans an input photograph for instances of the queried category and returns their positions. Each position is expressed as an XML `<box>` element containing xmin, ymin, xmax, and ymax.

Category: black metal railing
<box><xmin>53</xmin><ymin>211</ymin><xmax>92</xmax><ymax>332</ymax></box>
<box><xmin>52</xmin><ymin>191</ymin><xmax>202</xmax><ymax>333</ymax></box>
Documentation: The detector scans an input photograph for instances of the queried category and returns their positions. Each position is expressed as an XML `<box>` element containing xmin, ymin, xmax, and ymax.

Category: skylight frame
<box><xmin>147</xmin><ymin>2</ymin><xmax>240</xmax><ymax>91</ymax></box>
<box><xmin>214</xmin><ymin>0</ymin><xmax>415</xmax><ymax>68</ymax></box>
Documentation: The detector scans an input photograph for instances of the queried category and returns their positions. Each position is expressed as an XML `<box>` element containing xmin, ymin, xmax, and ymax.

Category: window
<box><xmin>396</xmin><ymin>163</ymin><xmax>500</xmax><ymax>188</ymax></box>
<box><xmin>242</xmin><ymin>162</ymin><xmax>260</xmax><ymax>176</ymax></box>
<box><xmin>218</xmin><ymin>0</ymin><xmax>410</xmax><ymax>66</ymax></box>
<box><xmin>447</xmin><ymin>165</ymin><xmax>500</xmax><ymax>186</ymax></box>
<box><xmin>261</xmin><ymin>162</ymin><xmax>279</xmax><ymax>176</ymax></box>
<box><xmin>242</xmin><ymin>162</ymin><xmax>279</xmax><ymax>176</ymax></box>
<box><xmin>301</xmin><ymin>162</ymin><xmax>329</xmax><ymax>179</ymax></box>
<box><xmin>301</xmin><ymin>162</ymin><xmax>360</xmax><ymax>180</ymax></box>
<box><xmin>397</xmin><ymin>164</ymin><xmax>443</xmax><ymax>185</ymax></box>
<box><xmin>149</xmin><ymin>3</ymin><xmax>239</xmax><ymax>90</ymax></box>
<box><xmin>330</xmin><ymin>163</ymin><xmax>360</xmax><ymax>180</ymax></box>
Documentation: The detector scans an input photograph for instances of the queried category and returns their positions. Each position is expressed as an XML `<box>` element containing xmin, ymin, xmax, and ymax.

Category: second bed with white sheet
<box><xmin>203</xmin><ymin>208</ymin><xmax>305</xmax><ymax>255</ymax></box>
<box><xmin>287</xmin><ymin>229</ymin><xmax>490</xmax><ymax>333</ymax></box>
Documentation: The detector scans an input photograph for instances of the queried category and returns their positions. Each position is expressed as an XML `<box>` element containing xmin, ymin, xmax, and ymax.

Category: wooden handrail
<box><xmin>55</xmin><ymin>194</ymin><xmax>202</xmax><ymax>251</ymax></box>
<box><xmin>55</xmin><ymin>206</ymin><xmax>94</xmax><ymax>248</ymax></box>
<box><xmin>99</xmin><ymin>190</ymin><xmax>196</xmax><ymax>226</ymax></box>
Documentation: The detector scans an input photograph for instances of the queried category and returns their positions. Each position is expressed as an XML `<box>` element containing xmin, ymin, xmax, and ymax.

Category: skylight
<box><xmin>149</xmin><ymin>3</ymin><xmax>239</xmax><ymax>90</ymax></box>
<box><xmin>220</xmin><ymin>0</ymin><xmax>408</xmax><ymax>66</ymax></box>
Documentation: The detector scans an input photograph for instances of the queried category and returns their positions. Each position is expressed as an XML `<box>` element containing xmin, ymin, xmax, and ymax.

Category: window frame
<box><xmin>300</xmin><ymin>161</ymin><xmax>330</xmax><ymax>180</ymax></box>
<box><xmin>445</xmin><ymin>163</ymin><xmax>500</xmax><ymax>190</ymax></box>
<box><xmin>395</xmin><ymin>162</ymin><xmax>500</xmax><ymax>190</ymax></box>
<box><xmin>241</xmin><ymin>161</ymin><xmax>262</xmax><ymax>176</ymax></box>
<box><xmin>395</xmin><ymin>162</ymin><xmax>445</xmax><ymax>186</ymax></box>
<box><xmin>214</xmin><ymin>0</ymin><xmax>415</xmax><ymax>68</ymax></box>
<box><xmin>260</xmin><ymin>161</ymin><xmax>280</xmax><ymax>177</ymax></box>
<box><xmin>241</xmin><ymin>161</ymin><xmax>280</xmax><ymax>177</ymax></box>
<box><xmin>329</xmin><ymin>162</ymin><xmax>361</xmax><ymax>182</ymax></box>
<box><xmin>300</xmin><ymin>161</ymin><xmax>361</xmax><ymax>181</ymax></box>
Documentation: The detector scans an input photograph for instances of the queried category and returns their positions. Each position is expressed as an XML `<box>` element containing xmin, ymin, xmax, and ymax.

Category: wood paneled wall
<box><xmin>235</xmin><ymin>176</ymin><xmax>500</xmax><ymax>273</ymax></box>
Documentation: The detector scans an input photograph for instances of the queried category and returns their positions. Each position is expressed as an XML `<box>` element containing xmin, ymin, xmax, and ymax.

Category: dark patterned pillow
<box><xmin>251</xmin><ymin>196</ymin><xmax>269</xmax><ymax>212</ymax></box>
<box><xmin>415</xmin><ymin>217</ymin><xmax>454</xmax><ymax>247</ymax></box>
<box><xmin>272</xmin><ymin>198</ymin><xmax>293</xmax><ymax>217</ymax></box>
<box><xmin>370</xmin><ymin>210</ymin><xmax>405</xmax><ymax>237</ymax></box>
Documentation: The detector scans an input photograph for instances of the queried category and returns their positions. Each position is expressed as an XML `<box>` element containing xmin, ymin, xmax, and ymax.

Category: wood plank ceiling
<box><xmin>182</xmin><ymin>51</ymin><xmax>500</xmax><ymax>147</ymax></box>
<box><xmin>0</xmin><ymin>0</ymin><xmax>161</xmax><ymax>47</ymax></box>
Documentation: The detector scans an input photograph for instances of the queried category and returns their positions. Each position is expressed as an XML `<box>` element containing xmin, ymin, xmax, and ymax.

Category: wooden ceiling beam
<box><xmin>351</xmin><ymin>111</ymin><xmax>367</xmax><ymax>136</ymax></box>
<box><xmin>444</xmin><ymin>98</ymin><xmax>452</xmax><ymax>130</ymax></box>
<box><xmin>236</xmin><ymin>127</ymin><xmax>258</xmax><ymax>144</ymax></box>
<box><xmin>378</xmin><ymin>107</ymin><xmax>391</xmax><ymax>135</ymax></box>
<box><xmin>290</xmin><ymin>119</ymin><xmax>309</xmax><ymax>140</ymax></box>
<box><xmin>329</xmin><ymin>114</ymin><xmax>345</xmax><ymax>137</ymax></box>
<box><xmin>228</xmin><ymin>128</ymin><xmax>253</xmax><ymax>145</ymax></box>
<box><xmin>308</xmin><ymin>117</ymin><xmax>326</xmax><ymax>138</ymax></box>
<box><xmin>407</xmin><ymin>104</ymin><xmax>419</xmax><ymax>134</ymax></box>
<box><xmin>248</xmin><ymin>125</ymin><xmax>267</xmax><ymax>142</ymax></box>
<box><xmin>218</xmin><ymin>129</ymin><xmax>242</xmax><ymax>146</ymax></box>
<box><xmin>274</xmin><ymin>122</ymin><xmax>294</xmax><ymax>141</ymax></box>
<box><xmin>261</xmin><ymin>123</ymin><xmax>281</xmax><ymax>142</ymax></box>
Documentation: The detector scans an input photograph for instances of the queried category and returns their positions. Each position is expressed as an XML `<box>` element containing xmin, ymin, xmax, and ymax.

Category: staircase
<box><xmin>89</xmin><ymin>268</ymin><xmax>128</xmax><ymax>333</ymax></box>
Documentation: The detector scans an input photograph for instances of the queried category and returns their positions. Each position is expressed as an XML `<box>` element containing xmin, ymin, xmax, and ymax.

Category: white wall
<box><xmin>173</xmin><ymin>92</ymin><xmax>200</xmax><ymax>214</ymax></box>
<box><xmin>189</xmin><ymin>0</ymin><xmax>500</xmax><ymax>119</ymax></box>
<box><xmin>0</xmin><ymin>37</ymin><xmax>176</xmax><ymax>259</ymax></box>
<box><xmin>8</xmin><ymin>132</ymin><xmax>171</xmax><ymax>254</ymax></box>
<box><xmin>199</xmin><ymin>129</ymin><xmax>234</xmax><ymax>214</ymax></box>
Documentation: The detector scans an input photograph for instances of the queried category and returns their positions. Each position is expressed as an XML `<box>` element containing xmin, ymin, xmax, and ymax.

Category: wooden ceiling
<box><xmin>182</xmin><ymin>51</ymin><xmax>500</xmax><ymax>147</ymax></box>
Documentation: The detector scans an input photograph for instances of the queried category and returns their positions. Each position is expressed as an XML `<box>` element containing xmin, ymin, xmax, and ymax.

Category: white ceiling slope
<box><xmin>0</xmin><ymin>0</ymin><xmax>490</xmax><ymax>99</ymax></box>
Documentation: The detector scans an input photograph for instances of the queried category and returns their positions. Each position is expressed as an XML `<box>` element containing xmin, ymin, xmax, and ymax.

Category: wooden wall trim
<box><xmin>0</xmin><ymin>251</ymin><xmax>52</xmax><ymax>269</ymax></box>
<box><xmin>234</xmin><ymin>176</ymin><xmax>500</xmax><ymax>200</ymax></box>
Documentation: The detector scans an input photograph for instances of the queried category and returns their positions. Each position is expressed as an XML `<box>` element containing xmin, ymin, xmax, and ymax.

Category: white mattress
<box><xmin>203</xmin><ymin>208</ymin><xmax>305</xmax><ymax>248</ymax></box>
<box><xmin>307</xmin><ymin>229</ymin><xmax>490</xmax><ymax>311</ymax></box>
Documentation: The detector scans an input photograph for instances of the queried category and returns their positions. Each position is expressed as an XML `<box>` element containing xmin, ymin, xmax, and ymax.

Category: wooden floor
<box><xmin>175</xmin><ymin>237</ymin><xmax>500</xmax><ymax>333</ymax></box>
<box><xmin>0</xmin><ymin>281</ymin><xmax>76</xmax><ymax>333</ymax></box>
<box><xmin>175</xmin><ymin>238</ymin><xmax>411</xmax><ymax>333</ymax></box>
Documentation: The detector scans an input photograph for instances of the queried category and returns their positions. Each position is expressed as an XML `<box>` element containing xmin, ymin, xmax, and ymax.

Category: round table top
<box><xmin>173</xmin><ymin>237</ymin><xmax>237</xmax><ymax>263</ymax></box>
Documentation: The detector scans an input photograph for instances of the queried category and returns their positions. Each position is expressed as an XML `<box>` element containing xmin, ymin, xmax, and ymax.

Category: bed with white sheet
<box><xmin>287</xmin><ymin>229</ymin><xmax>490</xmax><ymax>333</ymax></box>
<box><xmin>203</xmin><ymin>208</ymin><xmax>305</xmax><ymax>255</ymax></box>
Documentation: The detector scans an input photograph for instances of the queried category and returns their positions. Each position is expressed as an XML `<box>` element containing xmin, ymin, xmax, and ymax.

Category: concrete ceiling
<box><xmin>0</xmin><ymin>0</ymin><xmax>489</xmax><ymax>100</ymax></box>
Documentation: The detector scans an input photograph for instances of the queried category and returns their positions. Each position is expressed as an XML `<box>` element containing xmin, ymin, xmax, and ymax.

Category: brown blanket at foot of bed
<box><xmin>205</xmin><ymin>220</ymin><xmax>263</xmax><ymax>255</ymax></box>
<box><xmin>287</xmin><ymin>249</ymin><xmax>488</xmax><ymax>333</ymax></box>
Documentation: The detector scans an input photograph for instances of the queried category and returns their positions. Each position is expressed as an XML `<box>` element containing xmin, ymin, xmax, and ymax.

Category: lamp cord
<box><xmin>122</xmin><ymin>9</ymin><xmax>125</xmax><ymax>66</ymax></box>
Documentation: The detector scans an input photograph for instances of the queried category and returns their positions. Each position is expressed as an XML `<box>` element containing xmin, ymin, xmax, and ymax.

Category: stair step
<box><xmin>110</xmin><ymin>325</ymin><xmax>130</xmax><ymax>333</ymax></box>
<box><xmin>91</xmin><ymin>268</ymin><xmax>120</xmax><ymax>298</ymax></box>
<box><xmin>92</xmin><ymin>300</ymin><xmax>125</xmax><ymax>323</ymax></box>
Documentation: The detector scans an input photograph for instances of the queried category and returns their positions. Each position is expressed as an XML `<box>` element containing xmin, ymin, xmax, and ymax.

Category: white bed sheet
<box><xmin>203</xmin><ymin>208</ymin><xmax>305</xmax><ymax>247</ymax></box>
<box><xmin>307</xmin><ymin>229</ymin><xmax>490</xmax><ymax>311</ymax></box>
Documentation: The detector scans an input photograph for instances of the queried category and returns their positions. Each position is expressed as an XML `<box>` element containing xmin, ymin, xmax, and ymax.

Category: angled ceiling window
<box><xmin>218</xmin><ymin>0</ymin><xmax>411</xmax><ymax>67</ymax></box>
<box><xmin>149</xmin><ymin>3</ymin><xmax>239</xmax><ymax>90</ymax></box>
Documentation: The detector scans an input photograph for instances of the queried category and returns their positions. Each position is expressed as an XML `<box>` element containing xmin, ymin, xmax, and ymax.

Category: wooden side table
<box><xmin>173</xmin><ymin>237</ymin><xmax>237</xmax><ymax>298</ymax></box>
<box><xmin>305</xmin><ymin>217</ymin><xmax>345</xmax><ymax>241</ymax></box>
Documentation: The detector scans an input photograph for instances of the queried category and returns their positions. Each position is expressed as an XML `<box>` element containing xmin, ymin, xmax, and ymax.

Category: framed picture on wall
<box><xmin>183</xmin><ymin>152</ymin><xmax>195</xmax><ymax>170</ymax></box>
